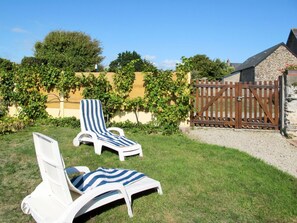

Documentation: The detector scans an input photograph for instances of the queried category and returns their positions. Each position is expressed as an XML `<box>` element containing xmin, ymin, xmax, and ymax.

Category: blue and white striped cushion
<box><xmin>81</xmin><ymin>99</ymin><xmax>137</xmax><ymax>147</ymax></box>
<box><xmin>71</xmin><ymin>167</ymin><xmax>145</xmax><ymax>192</ymax></box>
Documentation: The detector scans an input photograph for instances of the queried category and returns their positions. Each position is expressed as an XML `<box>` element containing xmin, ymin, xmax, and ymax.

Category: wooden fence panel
<box><xmin>190</xmin><ymin>80</ymin><xmax>280</xmax><ymax>130</ymax></box>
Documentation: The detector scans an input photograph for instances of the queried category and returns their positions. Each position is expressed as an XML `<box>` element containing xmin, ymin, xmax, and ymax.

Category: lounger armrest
<box><xmin>66</xmin><ymin>182</ymin><xmax>133</xmax><ymax>219</ymax></box>
<box><xmin>107</xmin><ymin>127</ymin><xmax>125</xmax><ymax>136</ymax></box>
<box><xmin>65</xmin><ymin>166</ymin><xmax>90</xmax><ymax>175</ymax></box>
<box><xmin>81</xmin><ymin>131</ymin><xmax>98</xmax><ymax>139</ymax></box>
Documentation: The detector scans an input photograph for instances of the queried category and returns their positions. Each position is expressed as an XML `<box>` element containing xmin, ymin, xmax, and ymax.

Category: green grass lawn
<box><xmin>1</xmin><ymin>125</ymin><xmax>297</xmax><ymax>223</ymax></box>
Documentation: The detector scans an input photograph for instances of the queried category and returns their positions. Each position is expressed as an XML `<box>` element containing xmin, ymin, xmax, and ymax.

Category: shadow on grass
<box><xmin>73</xmin><ymin>189</ymin><xmax>157</xmax><ymax>222</ymax></box>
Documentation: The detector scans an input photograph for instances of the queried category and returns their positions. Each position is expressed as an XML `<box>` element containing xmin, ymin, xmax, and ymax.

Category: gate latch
<box><xmin>237</xmin><ymin>96</ymin><xmax>243</xmax><ymax>102</ymax></box>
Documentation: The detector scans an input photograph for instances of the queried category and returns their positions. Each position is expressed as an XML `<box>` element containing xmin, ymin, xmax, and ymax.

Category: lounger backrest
<box><xmin>80</xmin><ymin>99</ymin><xmax>108</xmax><ymax>134</ymax></box>
<box><xmin>33</xmin><ymin>132</ymin><xmax>73</xmax><ymax>206</ymax></box>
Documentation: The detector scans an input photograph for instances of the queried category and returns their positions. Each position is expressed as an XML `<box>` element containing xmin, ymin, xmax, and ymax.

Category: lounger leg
<box><xmin>94</xmin><ymin>143</ymin><xmax>103</xmax><ymax>155</ymax></box>
<box><xmin>157</xmin><ymin>184</ymin><xmax>163</xmax><ymax>195</ymax></box>
<box><xmin>139</xmin><ymin>148</ymin><xmax>143</xmax><ymax>157</ymax></box>
<box><xmin>123</xmin><ymin>195</ymin><xmax>133</xmax><ymax>218</ymax></box>
<box><xmin>119</xmin><ymin>152</ymin><xmax>125</xmax><ymax>161</ymax></box>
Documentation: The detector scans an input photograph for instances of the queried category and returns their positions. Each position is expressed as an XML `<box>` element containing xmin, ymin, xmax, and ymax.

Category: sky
<box><xmin>0</xmin><ymin>0</ymin><xmax>296</xmax><ymax>70</ymax></box>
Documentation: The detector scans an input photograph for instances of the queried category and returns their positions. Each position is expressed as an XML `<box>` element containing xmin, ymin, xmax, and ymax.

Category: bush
<box><xmin>0</xmin><ymin>100</ymin><xmax>7</xmax><ymax>118</ymax></box>
<box><xmin>36</xmin><ymin>117</ymin><xmax>80</xmax><ymax>128</ymax></box>
<box><xmin>0</xmin><ymin>117</ymin><xmax>28</xmax><ymax>134</ymax></box>
<box><xmin>108</xmin><ymin>120</ymin><xmax>178</xmax><ymax>135</ymax></box>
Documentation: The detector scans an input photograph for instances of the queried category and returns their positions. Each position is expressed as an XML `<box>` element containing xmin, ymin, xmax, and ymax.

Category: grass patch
<box><xmin>1</xmin><ymin>125</ymin><xmax>297</xmax><ymax>222</ymax></box>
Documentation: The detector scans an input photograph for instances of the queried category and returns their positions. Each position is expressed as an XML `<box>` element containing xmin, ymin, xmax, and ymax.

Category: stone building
<box><xmin>223</xmin><ymin>28</ymin><xmax>297</xmax><ymax>83</ymax></box>
<box><xmin>232</xmin><ymin>43</ymin><xmax>297</xmax><ymax>82</ymax></box>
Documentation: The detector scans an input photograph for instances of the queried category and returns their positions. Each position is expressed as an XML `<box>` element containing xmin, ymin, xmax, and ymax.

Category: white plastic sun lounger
<box><xmin>73</xmin><ymin>99</ymin><xmax>143</xmax><ymax>161</ymax></box>
<box><xmin>21</xmin><ymin>132</ymin><xmax>162</xmax><ymax>222</ymax></box>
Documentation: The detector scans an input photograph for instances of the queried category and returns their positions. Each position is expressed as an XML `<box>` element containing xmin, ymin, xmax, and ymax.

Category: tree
<box><xmin>34</xmin><ymin>31</ymin><xmax>104</xmax><ymax>72</ymax></box>
<box><xmin>180</xmin><ymin>55</ymin><xmax>234</xmax><ymax>80</ymax></box>
<box><xmin>0</xmin><ymin>58</ymin><xmax>14</xmax><ymax>71</ymax></box>
<box><xmin>21</xmin><ymin>56</ymin><xmax>47</xmax><ymax>68</ymax></box>
<box><xmin>108</xmin><ymin>51</ymin><xmax>155</xmax><ymax>72</ymax></box>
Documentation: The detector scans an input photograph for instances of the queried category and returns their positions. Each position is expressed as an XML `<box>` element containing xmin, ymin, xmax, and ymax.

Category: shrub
<box><xmin>0</xmin><ymin>117</ymin><xmax>28</xmax><ymax>135</ymax></box>
<box><xmin>108</xmin><ymin>120</ymin><xmax>172</xmax><ymax>135</ymax></box>
<box><xmin>36</xmin><ymin>117</ymin><xmax>80</xmax><ymax>128</ymax></box>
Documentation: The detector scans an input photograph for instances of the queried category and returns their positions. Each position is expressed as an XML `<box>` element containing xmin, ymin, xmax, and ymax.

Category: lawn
<box><xmin>1</xmin><ymin>125</ymin><xmax>297</xmax><ymax>222</ymax></box>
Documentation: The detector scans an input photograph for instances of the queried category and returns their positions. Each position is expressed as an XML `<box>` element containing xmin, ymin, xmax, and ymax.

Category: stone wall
<box><xmin>255</xmin><ymin>45</ymin><xmax>297</xmax><ymax>81</ymax></box>
<box><xmin>284</xmin><ymin>70</ymin><xmax>297</xmax><ymax>138</ymax></box>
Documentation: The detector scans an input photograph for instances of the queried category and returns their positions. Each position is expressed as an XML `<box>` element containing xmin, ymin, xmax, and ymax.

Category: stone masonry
<box><xmin>284</xmin><ymin>70</ymin><xmax>297</xmax><ymax>138</ymax></box>
<box><xmin>256</xmin><ymin>45</ymin><xmax>297</xmax><ymax>81</ymax></box>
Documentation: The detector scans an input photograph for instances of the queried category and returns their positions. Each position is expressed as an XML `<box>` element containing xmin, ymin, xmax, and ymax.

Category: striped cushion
<box><xmin>81</xmin><ymin>99</ymin><xmax>137</xmax><ymax>147</ymax></box>
<box><xmin>71</xmin><ymin>167</ymin><xmax>145</xmax><ymax>192</ymax></box>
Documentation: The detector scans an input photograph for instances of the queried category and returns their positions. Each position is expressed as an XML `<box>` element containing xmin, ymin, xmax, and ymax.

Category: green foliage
<box><xmin>81</xmin><ymin>72</ymin><xmax>119</xmax><ymax>120</ymax></box>
<box><xmin>39</xmin><ymin>66</ymin><xmax>80</xmax><ymax>98</ymax></box>
<box><xmin>0</xmin><ymin>58</ymin><xmax>16</xmax><ymax>114</ymax></box>
<box><xmin>36</xmin><ymin>116</ymin><xmax>80</xmax><ymax>128</ymax></box>
<box><xmin>123</xmin><ymin>97</ymin><xmax>146</xmax><ymax>125</ymax></box>
<box><xmin>21</xmin><ymin>57</ymin><xmax>47</xmax><ymax>68</ymax></box>
<box><xmin>144</xmin><ymin>68</ymin><xmax>191</xmax><ymax>134</ymax></box>
<box><xmin>109</xmin><ymin>51</ymin><xmax>155</xmax><ymax>72</ymax></box>
<box><xmin>55</xmin><ymin>69</ymin><xmax>80</xmax><ymax>98</ymax></box>
<box><xmin>0</xmin><ymin>69</ymin><xmax>15</xmax><ymax>113</ymax></box>
<box><xmin>0</xmin><ymin>58</ymin><xmax>14</xmax><ymax>71</ymax></box>
<box><xmin>13</xmin><ymin>67</ymin><xmax>48</xmax><ymax>120</ymax></box>
<box><xmin>81</xmin><ymin>73</ymin><xmax>112</xmax><ymax>100</ymax></box>
<box><xmin>81</xmin><ymin>61</ymin><xmax>143</xmax><ymax>122</ymax></box>
<box><xmin>124</xmin><ymin>97</ymin><xmax>146</xmax><ymax>111</ymax></box>
<box><xmin>180</xmin><ymin>55</ymin><xmax>234</xmax><ymax>80</ymax></box>
<box><xmin>0</xmin><ymin>116</ymin><xmax>27</xmax><ymax>134</ymax></box>
<box><xmin>34</xmin><ymin>30</ymin><xmax>103</xmax><ymax>72</ymax></box>
<box><xmin>0</xmin><ymin>100</ymin><xmax>7</xmax><ymax>118</ymax></box>
<box><xmin>113</xmin><ymin>60</ymin><xmax>137</xmax><ymax>97</ymax></box>
<box><xmin>39</xmin><ymin>65</ymin><xmax>61</xmax><ymax>92</ymax></box>
<box><xmin>108</xmin><ymin>120</ymin><xmax>160</xmax><ymax>134</ymax></box>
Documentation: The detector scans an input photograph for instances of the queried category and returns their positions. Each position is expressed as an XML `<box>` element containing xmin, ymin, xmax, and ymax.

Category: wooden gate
<box><xmin>190</xmin><ymin>80</ymin><xmax>280</xmax><ymax>129</ymax></box>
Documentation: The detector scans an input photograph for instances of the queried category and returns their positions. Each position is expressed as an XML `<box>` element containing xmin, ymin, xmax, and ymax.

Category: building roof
<box><xmin>230</xmin><ymin>63</ymin><xmax>241</xmax><ymax>70</ymax></box>
<box><xmin>287</xmin><ymin>28</ymin><xmax>297</xmax><ymax>44</ymax></box>
<box><xmin>233</xmin><ymin>42</ymin><xmax>286</xmax><ymax>73</ymax></box>
<box><xmin>286</xmin><ymin>28</ymin><xmax>297</xmax><ymax>55</ymax></box>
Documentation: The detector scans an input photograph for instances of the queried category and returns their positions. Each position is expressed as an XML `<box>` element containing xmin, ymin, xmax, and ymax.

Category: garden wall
<box><xmin>8</xmin><ymin>71</ymin><xmax>190</xmax><ymax>127</ymax></box>
<box><xmin>284</xmin><ymin>70</ymin><xmax>297</xmax><ymax>138</ymax></box>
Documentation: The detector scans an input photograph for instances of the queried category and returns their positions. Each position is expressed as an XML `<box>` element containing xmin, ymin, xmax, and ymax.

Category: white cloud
<box><xmin>11</xmin><ymin>27</ymin><xmax>28</xmax><ymax>33</ymax></box>
<box><xmin>159</xmin><ymin>59</ymin><xmax>180</xmax><ymax>70</ymax></box>
<box><xmin>143</xmin><ymin>55</ymin><xmax>156</xmax><ymax>61</ymax></box>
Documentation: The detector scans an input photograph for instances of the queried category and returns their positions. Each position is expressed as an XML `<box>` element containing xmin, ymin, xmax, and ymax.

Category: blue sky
<box><xmin>0</xmin><ymin>0</ymin><xmax>296</xmax><ymax>69</ymax></box>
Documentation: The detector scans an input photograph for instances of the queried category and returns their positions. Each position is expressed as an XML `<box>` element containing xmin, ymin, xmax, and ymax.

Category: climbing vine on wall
<box><xmin>13</xmin><ymin>66</ymin><xmax>48</xmax><ymax>120</ymax></box>
<box><xmin>0</xmin><ymin>58</ymin><xmax>192</xmax><ymax>134</ymax></box>
<box><xmin>81</xmin><ymin>72</ymin><xmax>120</xmax><ymax>120</ymax></box>
<box><xmin>0</xmin><ymin>69</ymin><xmax>15</xmax><ymax>116</ymax></box>
<box><xmin>113</xmin><ymin>60</ymin><xmax>137</xmax><ymax>98</ymax></box>
<box><xmin>144</xmin><ymin>66</ymin><xmax>191</xmax><ymax>133</ymax></box>
<box><xmin>40</xmin><ymin>66</ymin><xmax>80</xmax><ymax>98</ymax></box>
<box><xmin>0</xmin><ymin>65</ymin><xmax>80</xmax><ymax>120</ymax></box>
